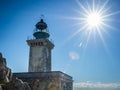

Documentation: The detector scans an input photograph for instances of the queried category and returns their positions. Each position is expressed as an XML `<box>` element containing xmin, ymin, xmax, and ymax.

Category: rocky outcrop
<box><xmin>0</xmin><ymin>86</ymin><xmax>3</xmax><ymax>90</ymax></box>
<box><xmin>0</xmin><ymin>53</ymin><xmax>12</xmax><ymax>84</ymax></box>
<box><xmin>0</xmin><ymin>52</ymin><xmax>31</xmax><ymax>90</ymax></box>
<box><xmin>3</xmin><ymin>78</ymin><xmax>31</xmax><ymax>90</ymax></box>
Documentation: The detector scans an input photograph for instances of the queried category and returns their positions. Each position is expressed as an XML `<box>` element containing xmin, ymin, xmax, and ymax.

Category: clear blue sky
<box><xmin>0</xmin><ymin>0</ymin><xmax>120</xmax><ymax>86</ymax></box>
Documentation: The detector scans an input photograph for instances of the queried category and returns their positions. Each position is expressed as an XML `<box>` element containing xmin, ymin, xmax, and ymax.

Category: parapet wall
<box><xmin>13</xmin><ymin>71</ymin><xmax>73</xmax><ymax>90</ymax></box>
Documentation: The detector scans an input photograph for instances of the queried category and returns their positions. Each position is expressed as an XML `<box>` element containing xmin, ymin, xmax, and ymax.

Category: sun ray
<box><xmin>69</xmin><ymin>24</ymin><xmax>87</xmax><ymax>40</ymax></box>
<box><xmin>103</xmin><ymin>10</ymin><xmax>120</xmax><ymax>18</ymax></box>
<box><xmin>76</xmin><ymin>0</ymin><xmax>91</xmax><ymax>15</ymax></box>
<box><xmin>92</xmin><ymin>0</ymin><xmax>95</xmax><ymax>12</ymax></box>
<box><xmin>85</xmin><ymin>29</ymin><xmax>92</xmax><ymax>48</ymax></box>
<box><xmin>62</xmin><ymin>0</ymin><xmax>120</xmax><ymax>52</ymax></box>
<box><xmin>72</xmin><ymin>0</ymin><xmax>119</xmax><ymax>49</ymax></box>
<box><xmin>97</xmin><ymin>27</ymin><xmax>109</xmax><ymax>52</ymax></box>
<box><xmin>98</xmin><ymin>0</ymin><xmax>109</xmax><ymax>13</ymax></box>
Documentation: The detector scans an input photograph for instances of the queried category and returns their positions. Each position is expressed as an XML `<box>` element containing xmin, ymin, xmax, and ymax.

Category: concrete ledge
<box><xmin>13</xmin><ymin>71</ymin><xmax>72</xmax><ymax>81</ymax></box>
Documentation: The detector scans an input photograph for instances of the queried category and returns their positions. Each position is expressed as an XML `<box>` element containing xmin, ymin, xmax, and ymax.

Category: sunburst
<box><xmin>67</xmin><ymin>0</ymin><xmax>120</xmax><ymax>49</ymax></box>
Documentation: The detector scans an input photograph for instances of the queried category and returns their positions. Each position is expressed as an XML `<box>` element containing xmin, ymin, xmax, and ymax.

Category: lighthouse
<box><xmin>13</xmin><ymin>17</ymin><xmax>73</xmax><ymax>90</ymax></box>
<box><xmin>27</xmin><ymin>18</ymin><xmax>54</xmax><ymax>72</ymax></box>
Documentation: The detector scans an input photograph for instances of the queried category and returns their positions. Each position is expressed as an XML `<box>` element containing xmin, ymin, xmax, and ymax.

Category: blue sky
<box><xmin>0</xmin><ymin>0</ymin><xmax>120</xmax><ymax>89</ymax></box>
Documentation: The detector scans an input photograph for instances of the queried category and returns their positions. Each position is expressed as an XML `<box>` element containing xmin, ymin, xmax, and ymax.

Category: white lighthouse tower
<box><xmin>27</xmin><ymin>18</ymin><xmax>54</xmax><ymax>72</ymax></box>
<box><xmin>14</xmin><ymin>17</ymin><xmax>73</xmax><ymax>90</ymax></box>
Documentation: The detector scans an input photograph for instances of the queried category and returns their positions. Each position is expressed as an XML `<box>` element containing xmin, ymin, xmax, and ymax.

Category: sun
<box><xmin>78</xmin><ymin>0</ymin><xmax>108</xmax><ymax>31</ymax></box>
<box><xmin>86</xmin><ymin>12</ymin><xmax>102</xmax><ymax>28</ymax></box>
<box><xmin>67</xmin><ymin>0</ymin><xmax>113</xmax><ymax>46</ymax></box>
<box><xmin>65</xmin><ymin>0</ymin><xmax>120</xmax><ymax>49</ymax></box>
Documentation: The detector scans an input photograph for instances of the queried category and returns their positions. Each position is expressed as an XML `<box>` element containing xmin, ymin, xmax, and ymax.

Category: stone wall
<box><xmin>13</xmin><ymin>72</ymin><xmax>73</xmax><ymax>90</ymax></box>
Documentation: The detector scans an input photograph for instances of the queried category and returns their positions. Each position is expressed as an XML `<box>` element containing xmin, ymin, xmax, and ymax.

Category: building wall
<box><xmin>27</xmin><ymin>39</ymin><xmax>54</xmax><ymax>72</ymax></box>
<box><xmin>13</xmin><ymin>72</ymin><xmax>73</xmax><ymax>90</ymax></box>
<box><xmin>29</xmin><ymin>46</ymin><xmax>50</xmax><ymax>72</ymax></box>
<box><xmin>22</xmin><ymin>77</ymin><xmax>72</xmax><ymax>90</ymax></box>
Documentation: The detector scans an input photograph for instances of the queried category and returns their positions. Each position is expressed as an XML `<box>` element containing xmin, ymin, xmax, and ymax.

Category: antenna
<box><xmin>40</xmin><ymin>14</ymin><xmax>45</xmax><ymax>19</ymax></box>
